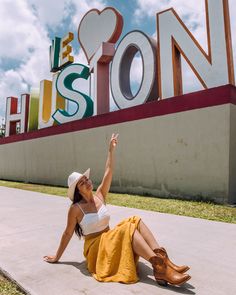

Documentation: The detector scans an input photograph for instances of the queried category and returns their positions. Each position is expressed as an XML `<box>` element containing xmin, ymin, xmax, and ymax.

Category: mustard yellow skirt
<box><xmin>83</xmin><ymin>215</ymin><xmax>141</xmax><ymax>283</ymax></box>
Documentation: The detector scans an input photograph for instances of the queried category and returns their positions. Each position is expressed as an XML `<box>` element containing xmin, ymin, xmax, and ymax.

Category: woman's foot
<box><xmin>154</xmin><ymin>247</ymin><xmax>190</xmax><ymax>273</ymax></box>
<box><xmin>149</xmin><ymin>253</ymin><xmax>191</xmax><ymax>286</ymax></box>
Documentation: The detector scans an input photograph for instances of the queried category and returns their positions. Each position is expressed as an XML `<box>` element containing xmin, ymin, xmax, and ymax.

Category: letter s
<box><xmin>52</xmin><ymin>63</ymin><xmax>93</xmax><ymax>124</ymax></box>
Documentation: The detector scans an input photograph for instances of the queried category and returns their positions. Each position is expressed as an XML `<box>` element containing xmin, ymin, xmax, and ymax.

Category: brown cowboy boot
<box><xmin>154</xmin><ymin>247</ymin><xmax>190</xmax><ymax>273</ymax></box>
<box><xmin>149</xmin><ymin>253</ymin><xmax>191</xmax><ymax>286</ymax></box>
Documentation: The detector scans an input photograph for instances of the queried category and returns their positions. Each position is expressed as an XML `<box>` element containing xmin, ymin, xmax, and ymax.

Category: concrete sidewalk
<box><xmin>0</xmin><ymin>186</ymin><xmax>235</xmax><ymax>295</ymax></box>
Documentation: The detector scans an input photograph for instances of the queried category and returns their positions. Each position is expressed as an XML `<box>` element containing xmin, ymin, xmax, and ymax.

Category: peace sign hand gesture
<box><xmin>109</xmin><ymin>133</ymin><xmax>119</xmax><ymax>152</ymax></box>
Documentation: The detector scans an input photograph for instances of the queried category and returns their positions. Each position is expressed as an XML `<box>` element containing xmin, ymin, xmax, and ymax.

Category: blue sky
<box><xmin>0</xmin><ymin>0</ymin><xmax>235</xmax><ymax>123</ymax></box>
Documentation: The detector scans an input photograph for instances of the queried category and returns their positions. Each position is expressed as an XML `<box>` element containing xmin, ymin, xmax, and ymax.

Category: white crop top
<box><xmin>77</xmin><ymin>196</ymin><xmax>110</xmax><ymax>235</ymax></box>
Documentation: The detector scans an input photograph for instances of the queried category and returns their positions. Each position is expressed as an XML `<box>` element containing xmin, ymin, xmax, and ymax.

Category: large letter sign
<box><xmin>49</xmin><ymin>32</ymin><xmax>74</xmax><ymax>72</ymax></box>
<box><xmin>38</xmin><ymin>73</ymin><xmax>66</xmax><ymax>129</ymax></box>
<box><xmin>157</xmin><ymin>0</ymin><xmax>235</xmax><ymax>98</ymax></box>
<box><xmin>3</xmin><ymin>0</ymin><xmax>235</xmax><ymax>137</ymax></box>
<box><xmin>111</xmin><ymin>30</ymin><xmax>158</xmax><ymax>109</ymax></box>
<box><xmin>78</xmin><ymin>7</ymin><xmax>123</xmax><ymax>115</ymax></box>
<box><xmin>53</xmin><ymin>64</ymin><xmax>93</xmax><ymax>124</ymax></box>
<box><xmin>28</xmin><ymin>88</ymin><xmax>40</xmax><ymax>131</ymax></box>
<box><xmin>5</xmin><ymin>94</ymin><xmax>30</xmax><ymax>137</ymax></box>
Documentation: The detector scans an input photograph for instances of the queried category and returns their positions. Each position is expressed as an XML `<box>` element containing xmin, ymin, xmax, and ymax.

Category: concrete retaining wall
<box><xmin>1</xmin><ymin>85</ymin><xmax>236</xmax><ymax>204</ymax></box>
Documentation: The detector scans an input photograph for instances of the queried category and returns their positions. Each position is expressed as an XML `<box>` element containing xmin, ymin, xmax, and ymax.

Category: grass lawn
<box><xmin>0</xmin><ymin>272</ymin><xmax>25</xmax><ymax>295</ymax></box>
<box><xmin>0</xmin><ymin>179</ymin><xmax>235</xmax><ymax>224</ymax></box>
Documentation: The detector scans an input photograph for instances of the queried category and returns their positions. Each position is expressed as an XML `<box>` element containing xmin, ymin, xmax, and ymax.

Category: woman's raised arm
<box><xmin>96</xmin><ymin>133</ymin><xmax>119</xmax><ymax>201</ymax></box>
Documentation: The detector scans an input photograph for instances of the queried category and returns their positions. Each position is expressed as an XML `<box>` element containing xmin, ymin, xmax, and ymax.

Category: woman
<box><xmin>44</xmin><ymin>134</ymin><xmax>191</xmax><ymax>286</ymax></box>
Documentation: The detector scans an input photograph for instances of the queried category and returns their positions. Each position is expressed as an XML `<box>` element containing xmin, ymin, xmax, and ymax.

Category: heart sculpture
<box><xmin>78</xmin><ymin>7</ymin><xmax>123</xmax><ymax>62</ymax></box>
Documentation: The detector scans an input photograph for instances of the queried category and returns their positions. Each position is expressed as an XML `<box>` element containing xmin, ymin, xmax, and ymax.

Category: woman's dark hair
<box><xmin>72</xmin><ymin>186</ymin><xmax>84</xmax><ymax>239</ymax></box>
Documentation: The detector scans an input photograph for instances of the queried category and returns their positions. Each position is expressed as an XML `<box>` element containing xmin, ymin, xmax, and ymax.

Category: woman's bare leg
<box><xmin>132</xmin><ymin>229</ymin><xmax>156</xmax><ymax>261</ymax></box>
<box><xmin>138</xmin><ymin>220</ymin><xmax>160</xmax><ymax>250</ymax></box>
<box><xmin>132</xmin><ymin>228</ymin><xmax>190</xmax><ymax>286</ymax></box>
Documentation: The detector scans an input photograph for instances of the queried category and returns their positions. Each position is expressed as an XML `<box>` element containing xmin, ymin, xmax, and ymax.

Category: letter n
<box><xmin>157</xmin><ymin>0</ymin><xmax>235</xmax><ymax>98</ymax></box>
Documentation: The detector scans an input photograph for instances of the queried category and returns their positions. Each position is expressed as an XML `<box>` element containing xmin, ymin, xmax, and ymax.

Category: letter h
<box><xmin>5</xmin><ymin>94</ymin><xmax>30</xmax><ymax>137</ymax></box>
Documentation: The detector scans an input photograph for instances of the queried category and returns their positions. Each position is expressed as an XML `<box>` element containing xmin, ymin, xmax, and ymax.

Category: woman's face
<box><xmin>76</xmin><ymin>175</ymin><xmax>93</xmax><ymax>194</ymax></box>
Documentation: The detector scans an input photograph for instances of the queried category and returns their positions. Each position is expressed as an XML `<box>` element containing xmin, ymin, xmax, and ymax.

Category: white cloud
<box><xmin>0</xmin><ymin>0</ymin><xmax>49</xmax><ymax>61</ymax></box>
<box><xmin>130</xmin><ymin>53</ymin><xmax>143</xmax><ymax>86</ymax></box>
<box><xmin>27</xmin><ymin>0</ymin><xmax>71</xmax><ymax>28</ymax></box>
<box><xmin>73</xmin><ymin>46</ymin><xmax>89</xmax><ymax>65</ymax></box>
<box><xmin>0</xmin><ymin>114</ymin><xmax>5</xmax><ymax>125</ymax></box>
<box><xmin>0</xmin><ymin>114</ymin><xmax>5</xmax><ymax>136</ymax></box>
<box><xmin>26</xmin><ymin>0</ymin><xmax>106</xmax><ymax>31</ymax></box>
<box><xmin>0</xmin><ymin>69</ymin><xmax>29</xmax><ymax>117</ymax></box>
<box><xmin>71</xmin><ymin>0</ymin><xmax>106</xmax><ymax>31</ymax></box>
<box><xmin>0</xmin><ymin>0</ymin><xmax>52</xmax><ymax>117</ymax></box>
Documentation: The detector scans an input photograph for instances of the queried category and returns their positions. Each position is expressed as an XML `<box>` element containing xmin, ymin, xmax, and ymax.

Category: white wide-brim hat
<box><xmin>67</xmin><ymin>168</ymin><xmax>90</xmax><ymax>201</ymax></box>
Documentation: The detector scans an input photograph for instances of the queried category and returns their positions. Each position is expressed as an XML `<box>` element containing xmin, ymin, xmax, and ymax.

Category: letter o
<box><xmin>110</xmin><ymin>30</ymin><xmax>157</xmax><ymax>109</ymax></box>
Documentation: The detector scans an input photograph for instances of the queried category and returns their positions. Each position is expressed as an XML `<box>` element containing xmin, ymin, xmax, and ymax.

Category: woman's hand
<box><xmin>43</xmin><ymin>255</ymin><xmax>58</xmax><ymax>263</ymax></box>
<box><xmin>109</xmin><ymin>133</ymin><xmax>119</xmax><ymax>152</ymax></box>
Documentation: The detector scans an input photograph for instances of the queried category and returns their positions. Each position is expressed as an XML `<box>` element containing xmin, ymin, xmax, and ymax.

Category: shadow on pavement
<box><xmin>56</xmin><ymin>260</ymin><xmax>196</xmax><ymax>294</ymax></box>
